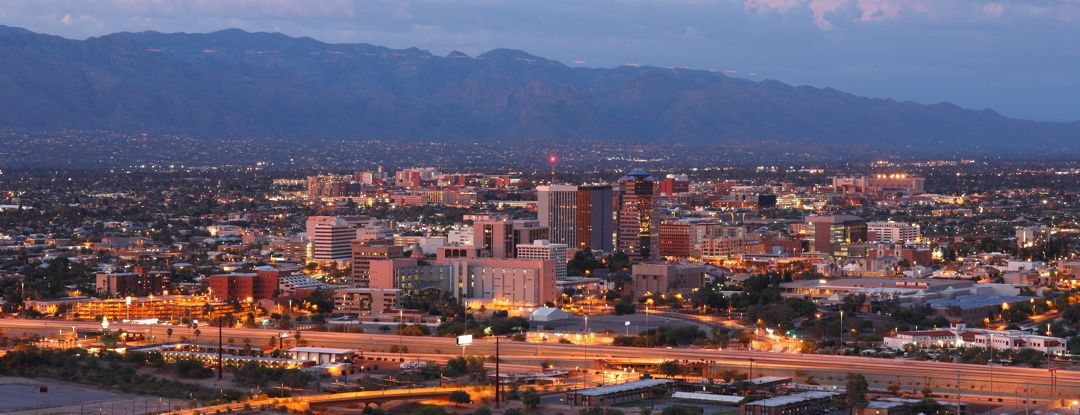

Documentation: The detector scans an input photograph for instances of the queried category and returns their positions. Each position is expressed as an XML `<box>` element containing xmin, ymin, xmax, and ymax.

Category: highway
<box><xmin>3</xmin><ymin>318</ymin><xmax>1078</xmax><ymax>399</ymax></box>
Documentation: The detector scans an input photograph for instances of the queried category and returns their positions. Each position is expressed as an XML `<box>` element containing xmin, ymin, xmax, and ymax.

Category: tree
<box><xmin>233</xmin><ymin>362</ymin><xmax>271</xmax><ymax>386</ymax></box>
<box><xmin>658</xmin><ymin>360</ymin><xmax>681</xmax><ymax>378</ymax></box>
<box><xmin>1062</xmin><ymin>304</ymin><xmax>1080</xmax><ymax>324</ymax></box>
<box><xmin>887</xmin><ymin>383</ymin><xmax>902</xmax><ymax>396</ymax></box>
<box><xmin>280</xmin><ymin>369</ymin><xmax>313</xmax><ymax>388</ymax></box>
<box><xmin>660</xmin><ymin>408</ymin><xmax>696</xmax><ymax>415</ymax></box>
<box><xmin>841</xmin><ymin>294</ymin><xmax>867</xmax><ymax>314</ymax></box>
<box><xmin>845</xmin><ymin>372</ymin><xmax>869</xmax><ymax>409</ymax></box>
<box><xmin>448</xmin><ymin>390</ymin><xmax>471</xmax><ymax>406</ymax></box>
<box><xmin>522</xmin><ymin>390</ymin><xmax>540</xmax><ymax>408</ymax></box>
<box><xmin>945</xmin><ymin>305</ymin><xmax>964</xmax><ymax>319</ymax></box>
<box><xmin>166</xmin><ymin>328</ymin><xmax>173</xmax><ymax>342</ymax></box>
<box><xmin>414</xmin><ymin>407</ymin><xmax>450</xmax><ymax>415</ymax></box>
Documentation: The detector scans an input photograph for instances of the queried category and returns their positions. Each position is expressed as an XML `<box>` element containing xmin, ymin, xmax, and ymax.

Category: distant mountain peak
<box><xmin>0</xmin><ymin>26</ymin><xmax>1073</xmax><ymax>153</ymax></box>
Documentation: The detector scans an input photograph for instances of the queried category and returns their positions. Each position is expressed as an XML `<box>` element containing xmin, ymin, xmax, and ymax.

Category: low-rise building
<box><xmin>334</xmin><ymin>288</ymin><xmax>403</xmax><ymax>315</ymax></box>
<box><xmin>563</xmin><ymin>379</ymin><xmax>674</xmax><ymax>407</ymax></box>
<box><xmin>287</xmin><ymin>347</ymin><xmax>356</xmax><ymax>364</ymax></box>
<box><xmin>630</xmin><ymin>263</ymin><xmax>707</xmax><ymax>296</ymax></box>
<box><xmin>740</xmin><ymin>391</ymin><xmax>842</xmax><ymax>415</ymax></box>
<box><xmin>96</xmin><ymin>266</ymin><xmax>171</xmax><ymax>297</ymax></box>
<box><xmin>209</xmin><ymin>270</ymin><xmax>286</xmax><ymax>301</ymax></box>
<box><xmin>278</xmin><ymin>274</ymin><xmax>327</xmax><ymax>293</ymax></box>
<box><xmin>883</xmin><ymin>322</ymin><xmax>1065</xmax><ymax>355</ymax></box>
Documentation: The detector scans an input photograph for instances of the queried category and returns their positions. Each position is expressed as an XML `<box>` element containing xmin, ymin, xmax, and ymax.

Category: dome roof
<box><xmin>622</xmin><ymin>169</ymin><xmax>653</xmax><ymax>180</ymax></box>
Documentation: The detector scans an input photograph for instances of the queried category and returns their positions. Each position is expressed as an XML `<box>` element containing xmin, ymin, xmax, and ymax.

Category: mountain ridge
<box><xmin>0</xmin><ymin>25</ymin><xmax>1074</xmax><ymax>151</ymax></box>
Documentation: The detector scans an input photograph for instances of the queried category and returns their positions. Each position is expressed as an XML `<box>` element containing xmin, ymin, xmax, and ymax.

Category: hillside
<box><xmin>0</xmin><ymin>26</ymin><xmax>1074</xmax><ymax>151</ymax></box>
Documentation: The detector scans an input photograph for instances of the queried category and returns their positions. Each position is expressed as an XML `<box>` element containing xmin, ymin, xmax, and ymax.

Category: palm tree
<box><xmin>194</xmin><ymin>329</ymin><xmax>201</xmax><ymax>342</ymax></box>
<box><xmin>166</xmin><ymin>328</ymin><xmax>173</xmax><ymax>343</ymax></box>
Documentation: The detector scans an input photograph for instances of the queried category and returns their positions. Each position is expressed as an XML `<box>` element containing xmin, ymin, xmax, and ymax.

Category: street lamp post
<box><xmin>748</xmin><ymin>358</ymin><xmax>755</xmax><ymax>380</ymax></box>
<box><xmin>645</xmin><ymin>305</ymin><xmax>650</xmax><ymax>348</ymax></box>
<box><xmin>989</xmin><ymin>333</ymin><xmax>994</xmax><ymax>393</ymax></box>
<box><xmin>218</xmin><ymin>316</ymin><xmax>223</xmax><ymax>380</ymax></box>
<box><xmin>398</xmin><ymin>309</ymin><xmax>404</xmax><ymax>362</ymax></box>
<box><xmin>839</xmin><ymin>310</ymin><xmax>844</xmax><ymax>347</ymax></box>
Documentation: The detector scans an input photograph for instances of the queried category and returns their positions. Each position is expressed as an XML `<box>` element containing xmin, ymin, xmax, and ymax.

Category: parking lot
<box><xmin>0</xmin><ymin>383</ymin><xmax>123</xmax><ymax>411</ymax></box>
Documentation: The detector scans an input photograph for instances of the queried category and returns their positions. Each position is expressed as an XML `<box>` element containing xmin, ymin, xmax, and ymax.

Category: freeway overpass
<box><xmin>2</xmin><ymin>319</ymin><xmax>1077</xmax><ymax>400</ymax></box>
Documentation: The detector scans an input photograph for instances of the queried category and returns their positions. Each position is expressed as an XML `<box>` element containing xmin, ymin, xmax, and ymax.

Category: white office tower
<box><xmin>516</xmin><ymin>239</ymin><xmax>568</xmax><ymax>280</ymax></box>
<box><xmin>867</xmin><ymin>221</ymin><xmax>921</xmax><ymax>243</ymax></box>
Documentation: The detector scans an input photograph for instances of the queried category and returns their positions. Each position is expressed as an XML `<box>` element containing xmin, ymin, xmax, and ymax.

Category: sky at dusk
<box><xmin>0</xmin><ymin>0</ymin><xmax>1076</xmax><ymax>122</ymax></box>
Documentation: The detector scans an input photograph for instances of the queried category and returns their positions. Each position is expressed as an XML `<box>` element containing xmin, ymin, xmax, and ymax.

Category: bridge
<box><xmin>305</xmin><ymin>387</ymin><xmax>460</xmax><ymax>408</ymax></box>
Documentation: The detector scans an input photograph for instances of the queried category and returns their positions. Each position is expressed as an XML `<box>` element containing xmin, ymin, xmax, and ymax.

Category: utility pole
<box><xmin>989</xmin><ymin>333</ymin><xmax>994</xmax><ymax>393</ymax></box>
<box><xmin>1025</xmin><ymin>382</ymin><xmax>1030</xmax><ymax>415</ymax></box>
<box><xmin>955</xmin><ymin>370</ymin><xmax>960</xmax><ymax>415</ymax></box>
<box><xmin>495</xmin><ymin>337</ymin><xmax>500</xmax><ymax>408</ymax></box>
<box><xmin>398</xmin><ymin>309</ymin><xmax>403</xmax><ymax>362</ymax></box>
<box><xmin>218</xmin><ymin>317</ymin><xmax>223</xmax><ymax>380</ymax></box>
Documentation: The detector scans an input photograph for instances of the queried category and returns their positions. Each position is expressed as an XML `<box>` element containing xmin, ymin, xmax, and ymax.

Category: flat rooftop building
<box><xmin>564</xmin><ymin>379</ymin><xmax>674</xmax><ymax>407</ymax></box>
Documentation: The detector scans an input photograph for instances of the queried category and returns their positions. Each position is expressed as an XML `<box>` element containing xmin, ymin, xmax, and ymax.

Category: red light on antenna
<box><xmin>550</xmin><ymin>156</ymin><xmax>556</xmax><ymax>163</ymax></box>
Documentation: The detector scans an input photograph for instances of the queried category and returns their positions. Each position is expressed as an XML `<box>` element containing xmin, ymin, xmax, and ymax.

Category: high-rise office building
<box><xmin>576</xmin><ymin>186</ymin><xmax>614</xmax><ymax>252</ymax></box>
<box><xmin>306</xmin><ymin>216</ymin><xmax>357</xmax><ymax>263</ymax></box>
<box><xmin>350</xmin><ymin>243</ymin><xmax>405</xmax><ymax>287</ymax></box>
<box><xmin>472</xmin><ymin>219</ymin><xmax>549</xmax><ymax>259</ymax></box>
<box><xmin>537</xmin><ymin>185</ymin><xmax>578</xmax><ymax>246</ymax></box>
<box><xmin>616</xmin><ymin>170</ymin><xmax>660</xmax><ymax>261</ymax></box>
<box><xmin>537</xmin><ymin>185</ymin><xmax>614</xmax><ymax>251</ymax></box>
<box><xmin>306</xmin><ymin>175</ymin><xmax>350</xmax><ymax>200</ymax></box>
<box><xmin>805</xmin><ymin>215</ymin><xmax>868</xmax><ymax>255</ymax></box>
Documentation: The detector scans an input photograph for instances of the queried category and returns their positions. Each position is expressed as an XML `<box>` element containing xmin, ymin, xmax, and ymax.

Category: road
<box><xmin>3</xmin><ymin>318</ymin><xmax>1078</xmax><ymax>400</ymax></box>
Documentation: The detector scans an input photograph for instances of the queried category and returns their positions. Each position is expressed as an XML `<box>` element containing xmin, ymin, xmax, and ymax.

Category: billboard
<box><xmin>457</xmin><ymin>334</ymin><xmax>473</xmax><ymax>346</ymax></box>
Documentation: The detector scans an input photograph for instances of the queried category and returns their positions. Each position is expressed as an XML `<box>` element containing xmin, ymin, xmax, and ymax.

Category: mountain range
<box><xmin>0</xmin><ymin>25</ymin><xmax>1076</xmax><ymax>152</ymax></box>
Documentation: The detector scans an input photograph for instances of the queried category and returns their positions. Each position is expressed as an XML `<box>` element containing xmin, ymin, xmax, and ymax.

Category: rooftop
<box><xmin>926</xmin><ymin>295</ymin><xmax>1030</xmax><ymax>310</ymax></box>
<box><xmin>287</xmin><ymin>347</ymin><xmax>355</xmax><ymax>355</ymax></box>
<box><xmin>744</xmin><ymin>391</ymin><xmax>841</xmax><ymax>407</ymax></box>
<box><xmin>572</xmin><ymin>378</ymin><xmax>673</xmax><ymax>396</ymax></box>
<box><xmin>749</xmin><ymin>376</ymin><xmax>792</xmax><ymax>385</ymax></box>
<box><xmin>671</xmin><ymin>392</ymin><xmax>743</xmax><ymax>404</ymax></box>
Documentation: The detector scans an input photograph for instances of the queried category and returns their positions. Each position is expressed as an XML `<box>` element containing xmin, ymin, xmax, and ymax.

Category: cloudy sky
<box><xmin>0</xmin><ymin>0</ymin><xmax>1076</xmax><ymax>122</ymax></box>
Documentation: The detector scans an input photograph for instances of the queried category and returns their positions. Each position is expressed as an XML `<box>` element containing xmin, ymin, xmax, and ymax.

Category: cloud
<box><xmin>59</xmin><ymin>12</ymin><xmax>103</xmax><ymax>28</ymax></box>
<box><xmin>746</xmin><ymin>0</ymin><xmax>928</xmax><ymax>28</ymax></box>
<box><xmin>983</xmin><ymin>2</ymin><xmax>1004</xmax><ymax>17</ymax></box>
<box><xmin>394</xmin><ymin>2</ymin><xmax>413</xmax><ymax>19</ymax></box>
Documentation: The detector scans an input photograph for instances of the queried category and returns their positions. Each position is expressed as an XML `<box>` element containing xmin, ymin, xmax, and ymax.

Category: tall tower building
<box><xmin>537</xmin><ymin>185</ymin><xmax>578</xmax><ymax>246</ymax></box>
<box><xmin>576</xmin><ymin>185</ymin><xmax>614</xmax><ymax>252</ymax></box>
<box><xmin>537</xmin><ymin>185</ymin><xmax>614</xmax><ymax>252</ymax></box>
<box><xmin>306</xmin><ymin>216</ymin><xmax>357</xmax><ymax>264</ymax></box>
<box><xmin>350</xmin><ymin>243</ymin><xmax>405</xmax><ymax>287</ymax></box>
<box><xmin>616</xmin><ymin>170</ymin><xmax>660</xmax><ymax>261</ymax></box>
